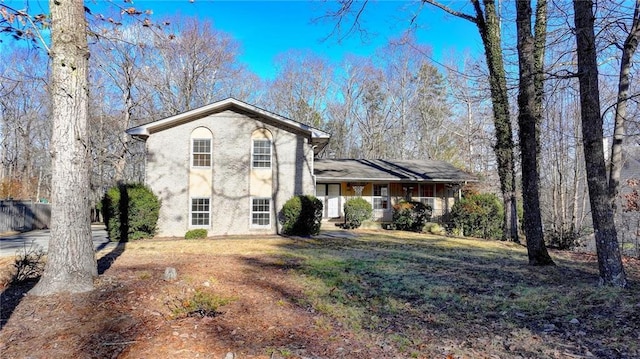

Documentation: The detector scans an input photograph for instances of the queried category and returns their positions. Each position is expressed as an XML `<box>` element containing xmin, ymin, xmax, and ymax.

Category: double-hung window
<box><xmin>252</xmin><ymin>139</ymin><xmax>271</xmax><ymax>168</ymax></box>
<box><xmin>373</xmin><ymin>184</ymin><xmax>388</xmax><ymax>210</ymax></box>
<box><xmin>191</xmin><ymin>198</ymin><xmax>210</xmax><ymax>226</ymax></box>
<box><xmin>420</xmin><ymin>184</ymin><xmax>435</xmax><ymax>208</ymax></box>
<box><xmin>251</xmin><ymin>198</ymin><xmax>271</xmax><ymax>227</ymax></box>
<box><xmin>192</xmin><ymin>139</ymin><xmax>211</xmax><ymax>167</ymax></box>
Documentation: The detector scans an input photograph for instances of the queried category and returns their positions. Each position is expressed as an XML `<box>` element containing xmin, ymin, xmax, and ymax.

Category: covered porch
<box><xmin>314</xmin><ymin>159</ymin><xmax>476</xmax><ymax>224</ymax></box>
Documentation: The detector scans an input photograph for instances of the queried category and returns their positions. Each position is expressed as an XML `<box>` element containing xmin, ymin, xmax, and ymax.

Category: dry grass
<box><xmin>1</xmin><ymin>230</ymin><xmax>639</xmax><ymax>359</ymax></box>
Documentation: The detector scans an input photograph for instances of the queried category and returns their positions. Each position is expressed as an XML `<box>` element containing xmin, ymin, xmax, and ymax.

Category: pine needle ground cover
<box><xmin>1</xmin><ymin>230</ymin><xmax>638</xmax><ymax>358</ymax></box>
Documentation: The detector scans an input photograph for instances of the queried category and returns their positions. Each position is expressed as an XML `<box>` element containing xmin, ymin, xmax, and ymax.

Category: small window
<box><xmin>252</xmin><ymin>139</ymin><xmax>271</xmax><ymax>168</ymax></box>
<box><xmin>420</xmin><ymin>184</ymin><xmax>435</xmax><ymax>197</ymax></box>
<box><xmin>373</xmin><ymin>184</ymin><xmax>388</xmax><ymax>210</ymax></box>
<box><xmin>251</xmin><ymin>198</ymin><xmax>271</xmax><ymax>226</ymax></box>
<box><xmin>191</xmin><ymin>198</ymin><xmax>210</xmax><ymax>226</ymax></box>
<box><xmin>192</xmin><ymin>139</ymin><xmax>211</xmax><ymax>167</ymax></box>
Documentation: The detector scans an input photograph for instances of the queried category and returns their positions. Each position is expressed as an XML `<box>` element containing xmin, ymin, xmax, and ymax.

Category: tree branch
<box><xmin>422</xmin><ymin>0</ymin><xmax>478</xmax><ymax>24</ymax></box>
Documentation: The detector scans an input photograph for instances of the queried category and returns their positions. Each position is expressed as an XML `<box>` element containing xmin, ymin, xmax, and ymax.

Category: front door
<box><xmin>316</xmin><ymin>183</ymin><xmax>341</xmax><ymax>218</ymax></box>
<box><xmin>326</xmin><ymin>184</ymin><xmax>340</xmax><ymax>218</ymax></box>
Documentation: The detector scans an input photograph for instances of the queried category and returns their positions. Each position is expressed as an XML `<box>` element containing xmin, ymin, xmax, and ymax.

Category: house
<box><xmin>127</xmin><ymin>98</ymin><xmax>475</xmax><ymax>237</ymax></box>
<box><xmin>126</xmin><ymin>98</ymin><xmax>330</xmax><ymax>236</ymax></box>
<box><xmin>314</xmin><ymin>159</ymin><xmax>476</xmax><ymax>222</ymax></box>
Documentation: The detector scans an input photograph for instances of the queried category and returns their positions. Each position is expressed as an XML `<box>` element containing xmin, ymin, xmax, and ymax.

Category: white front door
<box><xmin>327</xmin><ymin>184</ymin><xmax>340</xmax><ymax>218</ymax></box>
<box><xmin>316</xmin><ymin>183</ymin><xmax>341</xmax><ymax>218</ymax></box>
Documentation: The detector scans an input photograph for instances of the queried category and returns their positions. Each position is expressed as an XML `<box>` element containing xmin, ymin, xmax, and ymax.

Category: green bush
<box><xmin>102</xmin><ymin>183</ymin><xmax>160</xmax><ymax>242</ymax></box>
<box><xmin>343</xmin><ymin>197</ymin><xmax>373</xmax><ymax>229</ymax></box>
<box><xmin>391</xmin><ymin>201</ymin><xmax>432</xmax><ymax>232</ymax></box>
<box><xmin>425</xmin><ymin>222</ymin><xmax>446</xmax><ymax>235</ymax></box>
<box><xmin>279</xmin><ymin>195</ymin><xmax>323</xmax><ymax>236</ymax></box>
<box><xmin>185</xmin><ymin>229</ymin><xmax>207</xmax><ymax>239</ymax></box>
<box><xmin>449</xmin><ymin>192</ymin><xmax>503</xmax><ymax>240</ymax></box>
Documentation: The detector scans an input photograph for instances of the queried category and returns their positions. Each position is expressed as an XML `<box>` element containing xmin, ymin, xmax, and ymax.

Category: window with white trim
<box><xmin>192</xmin><ymin>139</ymin><xmax>211</xmax><ymax>167</ymax></box>
<box><xmin>251</xmin><ymin>198</ymin><xmax>271</xmax><ymax>226</ymax></box>
<box><xmin>190</xmin><ymin>198</ymin><xmax>210</xmax><ymax>226</ymax></box>
<box><xmin>373</xmin><ymin>184</ymin><xmax>388</xmax><ymax>210</ymax></box>
<box><xmin>419</xmin><ymin>184</ymin><xmax>435</xmax><ymax>208</ymax></box>
<box><xmin>252</xmin><ymin>139</ymin><xmax>271</xmax><ymax>168</ymax></box>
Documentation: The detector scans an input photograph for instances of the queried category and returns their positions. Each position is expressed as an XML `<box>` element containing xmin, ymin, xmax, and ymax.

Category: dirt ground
<box><xmin>0</xmin><ymin>237</ymin><xmax>395</xmax><ymax>359</ymax></box>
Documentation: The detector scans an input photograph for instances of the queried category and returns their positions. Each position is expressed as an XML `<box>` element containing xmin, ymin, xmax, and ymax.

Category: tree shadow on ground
<box><xmin>1</xmin><ymin>240</ymin><xmax>127</xmax><ymax>332</ymax></box>
<box><xmin>97</xmin><ymin>242</ymin><xmax>126</xmax><ymax>275</ymax></box>
<box><xmin>240</xmin><ymin>232</ymin><xmax>640</xmax><ymax>358</ymax></box>
<box><xmin>0</xmin><ymin>279</ymin><xmax>38</xmax><ymax>330</ymax></box>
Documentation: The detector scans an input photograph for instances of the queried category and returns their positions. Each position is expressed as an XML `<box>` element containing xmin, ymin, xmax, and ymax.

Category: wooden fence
<box><xmin>0</xmin><ymin>200</ymin><xmax>51</xmax><ymax>233</ymax></box>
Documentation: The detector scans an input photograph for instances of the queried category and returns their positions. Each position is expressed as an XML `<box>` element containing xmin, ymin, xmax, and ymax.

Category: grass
<box><xmin>168</xmin><ymin>288</ymin><xmax>236</xmax><ymax>318</ymax></box>
<box><xmin>270</xmin><ymin>230</ymin><xmax>640</xmax><ymax>357</ymax></box>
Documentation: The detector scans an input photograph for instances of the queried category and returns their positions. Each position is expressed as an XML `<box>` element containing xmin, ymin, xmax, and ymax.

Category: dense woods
<box><xmin>2</xmin><ymin>1</ymin><xmax>640</xmax><ymax>289</ymax></box>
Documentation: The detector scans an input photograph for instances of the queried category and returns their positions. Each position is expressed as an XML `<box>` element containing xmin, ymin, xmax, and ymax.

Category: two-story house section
<box><xmin>126</xmin><ymin>98</ymin><xmax>330</xmax><ymax>236</ymax></box>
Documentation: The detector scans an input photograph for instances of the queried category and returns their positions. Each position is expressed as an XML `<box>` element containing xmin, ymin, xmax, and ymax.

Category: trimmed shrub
<box><xmin>185</xmin><ymin>229</ymin><xmax>207</xmax><ymax>239</ymax></box>
<box><xmin>391</xmin><ymin>201</ymin><xmax>432</xmax><ymax>232</ymax></box>
<box><xmin>449</xmin><ymin>192</ymin><xmax>503</xmax><ymax>240</ymax></box>
<box><xmin>279</xmin><ymin>195</ymin><xmax>323</xmax><ymax>236</ymax></box>
<box><xmin>424</xmin><ymin>222</ymin><xmax>446</xmax><ymax>235</ymax></box>
<box><xmin>343</xmin><ymin>197</ymin><xmax>373</xmax><ymax>229</ymax></box>
<box><xmin>102</xmin><ymin>183</ymin><xmax>160</xmax><ymax>242</ymax></box>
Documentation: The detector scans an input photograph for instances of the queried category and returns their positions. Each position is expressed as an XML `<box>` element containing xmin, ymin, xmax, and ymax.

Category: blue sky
<box><xmin>5</xmin><ymin>0</ymin><xmax>483</xmax><ymax>79</ymax></box>
<box><xmin>154</xmin><ymin>1</ymin><xmax>482</xmax><ymax>78</ymax></box>
<box><xmin>111</xmin><ymin>0</ymin><xmax>483</xmax><ymax>79</ymax></box>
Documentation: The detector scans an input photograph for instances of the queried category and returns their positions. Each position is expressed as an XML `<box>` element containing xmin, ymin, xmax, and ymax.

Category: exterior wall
<box><xmin>145</xmin><ymin>110</ymin><xmax>315</xmax><ymax>237</ymax></box>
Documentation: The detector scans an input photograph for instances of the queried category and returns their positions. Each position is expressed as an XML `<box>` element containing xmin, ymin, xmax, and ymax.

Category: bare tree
<box><xmin>264</xmin><ymin>51</ymin><xmax>332</xmax><ymax>128</ymax></box>
<box><xmin>0</xmin><ymin>48</ymin><xmax>50</xmax><ymax>200</ymax></box>
<box><xmin>515</xmin><ymin>0</ymin><xmax>554</xmax><ymax>264</ymax></box>
<box><xmin>572</xmin><ymin>0</ymin><xmax>626</xmax><ymax>287</ymax></box>
<box><xmin>421</xmin><ymin>0</ymin><xmax>520</xmax><ymax>242</ymax></box>
<box><xmin>609</xmin><ymin>0</ymin><xmax>640</xmax><ymax>210</ymax></box>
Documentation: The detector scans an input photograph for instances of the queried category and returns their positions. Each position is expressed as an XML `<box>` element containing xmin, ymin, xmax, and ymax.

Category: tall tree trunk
<box><xmin>573</xmin><ymin>0</ymin><xmax>626</xmax><ymax>287</ymax></box>
<box><xmin>30</xmin><ymin>0</ymin><xmax>97</xmax><ymax>295</ymax></box>
<box><xmin>472</xmin><ymin>0</ymin><xmax>519</xmax><ymax>242</ymax></box>
<box><xmin>515</xmin><ymin>0</ymin><xmax>554</xmax><ymax>265</ymax></box>
<box><xmin>609</xmin><ymin>0</ymin><xmax>640</xmax><ymax>210</ymax></box>
<box><xmin>423</xmin><ymin>0</ymin><xmax>519</xmax><ymax>242</ymax></box>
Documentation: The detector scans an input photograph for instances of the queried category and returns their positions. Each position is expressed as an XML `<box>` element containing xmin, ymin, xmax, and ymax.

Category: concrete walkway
<box><xmin>0</xmin><ymin>224</ymin><xmax>115</xmax><ymax>257</ymax></box>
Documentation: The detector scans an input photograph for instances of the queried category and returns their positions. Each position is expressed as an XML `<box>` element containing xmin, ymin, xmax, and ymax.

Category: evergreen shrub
<box><xmin>391</xmin><ymin>201</ymin><xmax>432</xmax><ymax>232</ymax></box>
<box><xmin>185</xmin><ymin>229</ymin><xmax>207</xmax><ymax>239</ymax></box>
<box><xmin>449</xmin><ymin>192</ymin><xmax>503</xmax><ymax>240</ymax></box>
<box><xmin>102</xmin><ymin>183</ymin><xmax>160</xmax><ymax>242</ymax></box>
<box><xmin>279</xmin><ymin>195</ymin><xmax>323</xmax><ymax>236</ymax></box>
<box><xmin>343</xmin><ymin>197</ymin><xmax>373</xmax><ymax>229</ymax></box>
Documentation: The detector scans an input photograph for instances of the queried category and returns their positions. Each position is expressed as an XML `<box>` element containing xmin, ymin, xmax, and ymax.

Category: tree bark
<box><xmin>573</xmin><ymin>0</ymin><xmax>626</xmax><ymax>287</ymax></box>
<box><xmin>515</xmin><ymin>0</ymin><xmax>554</xmax><ymax>265</ymax></box>
<box><xmin>609</xmin><ymin>0</ymin><xmax>640</xmax><ymax>210</ymax></box>
<box><xmin>471</xmin><ymin>0</ymin><xmax>519</xmax><ymax>242</ymax></box>
<box><xmin>30</xmin><ymin>0</ymin><xmax>96</xmax><ymax>295</ymax></box>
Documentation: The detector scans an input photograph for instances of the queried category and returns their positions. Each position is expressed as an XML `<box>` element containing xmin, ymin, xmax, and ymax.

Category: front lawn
<box><xmin>1</xmin><ymin>230</ymin><xmax>638</xmax><ymax>358</ymax></box>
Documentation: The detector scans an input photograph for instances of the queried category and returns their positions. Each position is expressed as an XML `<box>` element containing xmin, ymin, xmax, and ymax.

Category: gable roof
<box><xmin>314</xmin><ymin>159</ymin><xmax>477</xmax><ymax>183</ymax></box>
<box><xmin>126</xmin><ymin>97</ymin><xmax>331</xmax><ymax>154</ymax></box>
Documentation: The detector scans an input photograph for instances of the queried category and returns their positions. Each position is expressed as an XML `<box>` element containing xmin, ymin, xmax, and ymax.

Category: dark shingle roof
<box><xmin>314</xmin><ymin>159</ymin><xmax>476</xmax><ymax>183</ymax></box>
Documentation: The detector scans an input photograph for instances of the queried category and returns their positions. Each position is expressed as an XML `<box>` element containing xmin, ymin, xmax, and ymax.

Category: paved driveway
<box><xmin>0</xmin><ymin>225</ymin><xmax>116</xmax><ymax>257</ymax></box>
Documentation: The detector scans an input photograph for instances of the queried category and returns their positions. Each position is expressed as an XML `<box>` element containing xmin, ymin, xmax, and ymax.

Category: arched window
<box><xmin>191</xmin><ymin>127</ymin><xmax>212</xmax><ymax>168</ymax></box>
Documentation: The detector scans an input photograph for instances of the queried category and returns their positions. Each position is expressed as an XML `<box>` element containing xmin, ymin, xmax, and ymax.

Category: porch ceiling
<box><xmin>314</xmin><ymin>159</ymin><xmax>477</xmax><ymax>183</ymax></box>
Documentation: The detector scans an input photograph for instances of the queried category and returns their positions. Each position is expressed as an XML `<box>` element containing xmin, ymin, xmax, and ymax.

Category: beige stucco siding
<box><xmin>145</xmin><ymin>110</ymin><xmax>315</xmax><ymax>237</ymax></box>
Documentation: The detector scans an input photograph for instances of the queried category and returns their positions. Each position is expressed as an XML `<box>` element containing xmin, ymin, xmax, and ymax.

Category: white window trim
<box><xmin>250</xmin><ymin>197</ymin><xmax>272</xmax><ymax>228</ymax></box>
<box><xmin>372</xmin><ymin>183</ymin><xmax>389</xmax><ymax>211</ymax></box>
<box><xmin>251</xmin><ymin>139</ymin><xmax>272</xmax><ymax>169</ymax></box>
<box><xmin>190</xmin><ymin>197</ymin><xmax>211</xmax><ymax>227</ymax></box>
<box><xmin>418</xmin><ymin>184</ymin><xmax>436</xmax><ymax>210</ymax></box>
<box><xmin>191</xmin><ymin>138</ymin><xmax>212</xmax><ymax>168</ymax></box>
